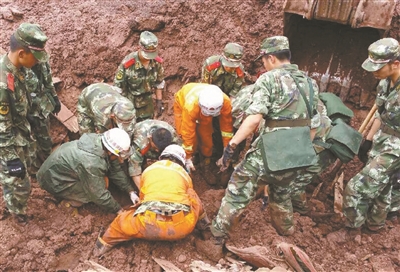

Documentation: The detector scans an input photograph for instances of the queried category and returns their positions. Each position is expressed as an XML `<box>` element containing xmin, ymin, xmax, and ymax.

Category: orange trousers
<box><xmin>101</xmin><ymin>189</ymin><xmax>204</xmax><ymax>246</ymax></box>
<box><xmin>174</xmin><ymin>101</ymin><xmax>214</xmax><ymax>158</ymax></box>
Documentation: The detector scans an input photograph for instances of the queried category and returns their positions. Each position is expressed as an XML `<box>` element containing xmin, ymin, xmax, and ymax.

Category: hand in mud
<box><xmin>156</xmin><ymin>99</ymin><xmax>164</xmax><ymax>117</ymax></box>
<box><xmin>218</xmin><ymin>143</ymin><xmax>236</xmax><ymax>172</ymax></box>
<box><xmin>185</xmin><ymin>158</ymin><xmax>195</xmax><ymax>173</ymax></box>
<box><xmin>129</xmin><ymin>191</ymin><xmax>139</xmax><ymax>205</ymax></box>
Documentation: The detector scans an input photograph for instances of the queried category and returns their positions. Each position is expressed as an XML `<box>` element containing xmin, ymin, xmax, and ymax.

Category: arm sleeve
<box><xmin>219</xmin><ymin>98</ymin><xmax>234</xmax><ymax>147</ymax></box>
<box><xmin>155</xmin><ymin>63</ymin><xmax>165</xmax><ymax>87</ymax></box>
<box><xmin>128</xmin><ymin>146</ymin><xmax>144</xmax><ymax>176</ymax></box>
<box><xmin>246</xmin><ymin>76</ymin><xmax>272</xmax><ymax>117</ymax></box>
<box><xmin>200</xmin><ymin>61</ymin><xmax>211</xmax><ymax>84</ymax></box>
<box><xmin>42</xmin><ymin>62</ymin><xmax>57</xmax><ymax>96</ymax></box>
<box><xmin>0</xmin><ymin>85</ymin><xmax>18</xmax><ymax>154</ymax></box>
<box><xmin>78</xmin><ymin>162</ymin><xmax>121</xmax><ymax>213</ymax></box>
<box><xmin>229</xmin><ymin>76</ymin><xmax>245</xmax><ymax>98</ymax></box>
<box><xmin>114</xmin><ymin>64</ymin><xmax>128</xmax><ymax>94</ymax></box>
<box><xmin>108</xmin><ymin>159</ymin><xmax>134</xmax><ymax>193</ymax></box>
<box><xmin>180</xmin><ymin>108</ymin><xmax>198</xmax><ymax>158</ymax></box>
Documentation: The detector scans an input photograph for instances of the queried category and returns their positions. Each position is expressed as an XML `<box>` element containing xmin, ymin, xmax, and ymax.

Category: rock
<box><xmin>0</xmin><ymin>6</ymin><xmax>14</xmax><ymax>21</ymax></box>
<box><xmin>370</xmin><ymin>254</ymin><xmax>395</xmax><ymax>272</ymax></box>
<box><xmin>177</xmin><ymin>254</ymin><xmax>187</xmax><ymax>263</ymax></box>
<box><xmin>354</xmin><ymin>234</ymin><xmax>361</xmax><ymax>245</ymax></box>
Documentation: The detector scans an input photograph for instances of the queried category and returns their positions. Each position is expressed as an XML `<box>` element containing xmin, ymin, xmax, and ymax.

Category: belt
<box><xmin>265</xmin><ymin>119</ymin><xmax>311</xmax><ymax>128</ymax></box>
<box><xmin>381</xmin><ymin>123</ymin><xmax>400</xmax><ymax>138</ymax></box>
<box><xmin>149</xmin><ymin>209</ymin><xmax>181</xmax><ymax>216</ymax></box>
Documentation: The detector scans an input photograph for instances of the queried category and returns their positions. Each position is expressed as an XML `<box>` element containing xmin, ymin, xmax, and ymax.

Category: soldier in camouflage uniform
<box><xmin>343</xmin><ymin>38</ymin><xmax>400</xmax><ymax>231</ymax></box>
<box><xmin>208</xmin><ymin>36</ymin><xmax>323</xmax><ymax>243</ymax></box>
<box><xmin>0</xmin><ymin>23</ymin><xmax>49</xmax><ymax>223</ymax></box>
<box><xmin>129</xmin><ymin>119</ymin><xmax>181</xmax><ymax>189</ymax></box>
<box><xmin>76</xmin><ymin>82</ymin><xmax>136</xmax><ymax>137</ymax></box>
<box><xmin>114</xmin><ymin>31</ymin><xmax>165</xmax><ymax>122</ymax></box>
<box><xmin>25</xmin><ymin>60</ymin><xmax>61</xmax><ymax>177</ymax></box>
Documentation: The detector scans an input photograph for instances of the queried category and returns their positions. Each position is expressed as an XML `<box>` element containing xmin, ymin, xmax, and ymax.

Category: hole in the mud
<box><xmin>284</xmin><ymin>13</ymin><xmax>380</xmax><ymax>107</ymax></box>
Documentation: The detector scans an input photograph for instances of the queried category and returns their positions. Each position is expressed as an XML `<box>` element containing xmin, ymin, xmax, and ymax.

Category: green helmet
<box><xmin>255</xmin><ymin>36</ymin><xmax>290</xmax><ymax>61</ymax></box>
<box><xmin>139</xmin><ymin>31</ymin><xmax>158</xmax><ymax>60</ymax></box>
<box><xmin>221</xmin><ymin>42</ymin><xmax>243</xmax><ymax>68</ymax></box>
<box><xmin>362</xmin><ymin>38</ymin><xmax>400</xmax><ymax>72</ymax></box>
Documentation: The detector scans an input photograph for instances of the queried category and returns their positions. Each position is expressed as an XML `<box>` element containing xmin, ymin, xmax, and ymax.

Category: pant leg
<box><xmin>0</xmin><ymin>146</ymin><xmax>31</xmax><ymax>215</ymax></box>
<box><xmin>31</xmin><ymin>117</ymin><xmax>52</xmax><ymax>174</ymax></box>
<box><xmin>197</xmin><ymin>118</ymin><xmax>213</xmax><ymax>157</ymax></box>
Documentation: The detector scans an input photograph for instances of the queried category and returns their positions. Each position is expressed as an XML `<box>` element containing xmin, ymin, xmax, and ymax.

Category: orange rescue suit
<box><xmin>101</xmin><ymin>160</ymin><xmax>204</xmax><ymax>246</ymax></box>
<box><xmin>174</xmin><ymin>83</ymin><xmax>233</xmax><ymax>158</ymax></box>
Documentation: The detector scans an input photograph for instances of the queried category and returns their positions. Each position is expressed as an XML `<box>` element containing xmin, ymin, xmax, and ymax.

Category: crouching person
<box><xmin>37</xmin><ymin>128</ymin><xmax>138</xmax><ymax>214</ymax></box>
<box><xmin>94</xmin><ymin>144</ymin><xmax>209</xmax><ymax>256</ymax></box>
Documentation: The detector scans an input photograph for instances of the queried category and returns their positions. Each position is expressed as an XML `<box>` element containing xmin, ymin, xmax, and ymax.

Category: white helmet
<box><xmin>102</xmin><ymin>128</ymin><xmax>132</xmax><ymax>159</ymax></box>
<box><xmin>198</xmin><ymin>85</ymin><xmax>224</xmax><ymax>117</ymax></box>
<box><xmin>159</xmin><ymin>144</ymin><xmax>186</xmax><ymax>166</ymax></box>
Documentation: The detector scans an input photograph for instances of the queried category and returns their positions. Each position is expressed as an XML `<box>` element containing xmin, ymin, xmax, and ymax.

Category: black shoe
<box><xmin>12</xmin><ymin>213</ymin><xmax>30</xmax><ymax>225</ymax></box>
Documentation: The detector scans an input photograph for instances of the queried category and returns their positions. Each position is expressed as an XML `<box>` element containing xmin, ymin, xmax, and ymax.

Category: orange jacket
<box><xmin>140</xmin><ymin>160</ymin><xmax>193</xmax><ymax>206</ymax></box>
<box><xmin>174</xmin><ymin>83</ymin><xmax>233</xmax><ymax>157</ymax></box>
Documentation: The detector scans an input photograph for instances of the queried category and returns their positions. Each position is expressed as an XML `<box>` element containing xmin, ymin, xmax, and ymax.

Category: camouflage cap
<box><xmin>14</xmin><ymin>22</ymin><xmax>48</xmax><ymax>62</ymax></box>
<box><xmin>221</xmin><ymin>42</ymin><xmax>244</xmax><ymax>68</ymax></box>
<box><xmin>112</xmin><ymin>98</ymin><xmax>136</xmax><ymax>134</ymax></box>
<box><xmin>139</xmin><ymin>31</ymin><xmax>158</xmax><ymax>60</ymax></box>
<box><xmin>362</xmin><ymin>38</ymin><xmax>400</xmax><ymax>72</ymax></box>
<box><xmin>255</xmin><ymin>36</ymin><xmax>290</xmax><ymax>61</ymax></box>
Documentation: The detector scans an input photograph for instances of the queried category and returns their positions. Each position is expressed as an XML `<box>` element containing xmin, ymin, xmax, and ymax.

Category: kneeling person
<box><xmin>37</xmin><ymin>128</ymin><xmax>137</xmax><ymax>214</ymax></box>
<box><xmin>94</xmin><ymin>144</ymin><xmax>209</xmax><ymax>256</ymax></box>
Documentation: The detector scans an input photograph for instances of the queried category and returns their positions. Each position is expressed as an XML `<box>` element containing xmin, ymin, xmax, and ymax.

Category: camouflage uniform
<box><xmin>0</xmin><ymin>23</ymin><xmax>49</xmax><ymax>216</ymax></box>
<box><xmin>114</xmin><ymin>31</ymin><xmax>165</xmax><ymax>122</ymax></box>
<box><xmin>201</xmin><ymin>43</ymin><xmax>246</xmax><ymax>98</ymax></box>
<box><xmin>76</xmin><ymin>83</ymin><xmax>136</xmax><ymax>137</ymax></box>
<box><xmin>129</xmin><ymin>119</ymin><xmax>181</xmax><ymax>177</ymax></box>
<box><xmin>25</xmin><ymin>61</ymin><xmax>59</xmax><ymax>175</ymax></box>
<box><xmin>211</xmin><ymin>36</ymin><xmax>323</xmax><ymax>237</ymax></box>
<box><xmin>343</xmin><ymin>38</ymin><xmax>400</xmax><ymax>229</ymax></box>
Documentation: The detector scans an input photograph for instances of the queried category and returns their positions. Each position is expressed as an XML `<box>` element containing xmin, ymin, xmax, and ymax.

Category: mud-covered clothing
<box><xmin>0</xmin><ymin>54</ymin><xmax>32</xmax><ymax>215</ymax></box>
<box><xmin>129</xmin><ymin>119</ymin><xmax>180</xmax><ymax>177</ymax></box>
<box><xmin>343</xmin><ymin>77</ymin><xmax>400</xmax><ymax>229</ymax></box>
<box><xmin>211</xmin><ymin>63</ymin><xmax>322</xmax><ymax>237</ymax></box>
<box><xmin>37</xmin><ymin>133</ymin><xmax>134</xmax><ymax>213</ymax></box>
<box><xmin>76</xmin><ymin>82</ymin><xmax>136</xmax><ymax>136</ymax></box>
<box><xmin>174</xmin><ymin>83</ymin><xmax>234</xmax><ymax>158</ymax></box>
<box><xmin>114</xmin><ymin>51</ymin><xmax>164</xmax><ymax>121</ymax></box>
<box><xmin>25</xmin><ymin>61</ymin><xmax>57</xmax><ymax>174</ymax></box>
<box><xmin>201</xmin><ymin>55</ymin><xmax>245</xmax><ymax>97</ymax></box>
<box><xmin>101</xmin><ymin>159</ymin><xmax>205</xmax><ymax>246</ymax></box>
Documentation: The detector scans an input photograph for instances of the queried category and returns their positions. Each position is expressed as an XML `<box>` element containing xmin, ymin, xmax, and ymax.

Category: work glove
<box><xmin>358</xmin><ymin>139</ymin><xmax>372</xmax><ymax>164</ymax></box>
<box><xmin>185</xmin><ymin>158</ymin><xmax>196</xmax><ymax>173</ymax></box>
<box><xmin>217</xmin><ymin>143</ymin><xmax>236</xmax><ymax>172</ymax></box>
<box><xmin>26</xmin><ymin>114</ymin><xmax>40</xmax><ymax>128</ymax></box>
<box><xmin>156</xmin><ymin>99</ymin><xmax>164</xmax><ymax>117</ymax></box>
<box><xmin>129</xmin><ymin>191</ymin><xmax>139</xmax><ymax>205</ymax></box>
<box><xmin>7</xmin><ymin>158</ymin><xmax>26</xmax><ymax>179</ymax></box>
<box><xmin>52</xmin><ymin>96</ymin><xmax>61</xmax><ymax>115</ymax></box>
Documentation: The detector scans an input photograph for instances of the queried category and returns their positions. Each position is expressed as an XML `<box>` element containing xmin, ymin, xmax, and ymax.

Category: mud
<box><xmin>1</xmin><ymin>0</ymin><xmax>400</xmax><ymax>271</ymax></box>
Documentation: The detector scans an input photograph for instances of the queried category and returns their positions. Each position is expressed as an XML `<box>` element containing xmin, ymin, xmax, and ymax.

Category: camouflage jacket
<box><xmin>114</xmin><ymin>51</ymin><xmax>165</xmax><ymax>102</ymax></box>
<box><xmin>247</xmin><ymin>63</ymin><xmax>321</xmax><ymax>146</ymax></box>
<box><xmin>25</xmin><ymin>61</ymin><xmax>57</xmax><ymax>119</ymax></box>
<box><xmin>129</xmin><ymin>119</ymin><xmax>181</xmax><ymax>177</ymax></box>
<box><xmin>0</xmin><ymin>54</ymin><xmax>31</xmax><ymax>156</ymax></box>
<box><xmin>200</xmin><ymin>55</ymin><xmax>245</xmax><ymax>97</ymax></box>
<box><xmin>76</xmin><ymin>83</ymin><xmax>136</xmax><ymax>136</ymax></box>
<box><xmin>231</xmin><ymin>84</ymin><xmax>256</xmax><ymax>129</ymax></box>
<box><xmin>37</xmin><ymin>133</ymin><xmax>134</xmax><ymax>213</ymax></box>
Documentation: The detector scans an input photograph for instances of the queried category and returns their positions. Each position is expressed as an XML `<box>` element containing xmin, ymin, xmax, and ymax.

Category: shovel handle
<box><xmin>358</xmin><ymin>104</ymin><xmax>377</xmax><ymax>133</ymax></box>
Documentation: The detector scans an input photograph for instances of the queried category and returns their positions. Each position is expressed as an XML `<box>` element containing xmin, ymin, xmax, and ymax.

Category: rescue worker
<box><xmin>129</xmin><ymin>119</ymin><xmax>180</xmax><ymax>189</ymax></box>
<box><xmin>114</xmin><ymin>31</ymin><xmax>165</xmax><ymax>122</ymax></box>
<box><xmin>208</xmin><ymin>36</ymin><xmax>322</xmax><ymax>245</ymax></box>
<box><xmin>25</xmin><ymin>60</ymin><xmax>61</xmax><ymax>179</ymax></box>
<box><xmin>76</xmin><ymin>82</ymin><xmax>136</xmax><ymax>137</ymax></box>
<box><xmin>93</xmin><ymin>144</ymin><xmax>210</xmax><ymax>256</ymax></box>
<box><xmin>343</xmin><ymin>38</ymin><xmax>400</xmax><ymax>232</ymax></box>
<box><xmin>201</xmin><ymin>42</ymin><xmax>246</xmax><ymax>98</ymax></box>
<box><xmin>0</xmin><ymin>23</ymin><xmax>49</xmax><ymax>224</ymax></box>
<box><xmin>37</xmin><ymin>128</ymin><xmax>139</xmax><ymax>214</ymax></box>
<box><xmin>173</xmin><ymin>83</ymin><xmax>234</xmax><ymax>185</ymax></box>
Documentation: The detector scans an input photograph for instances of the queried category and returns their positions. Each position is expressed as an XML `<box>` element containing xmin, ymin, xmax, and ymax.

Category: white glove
<box><xmin>185</xmin><ymin>158</ymin><xmax>196</xmax><ymax>172</ymax></box>
<box><xmin>129</xmin><ymin>191</ymin><xmax>139</xmax><ymax>204</ymax></box>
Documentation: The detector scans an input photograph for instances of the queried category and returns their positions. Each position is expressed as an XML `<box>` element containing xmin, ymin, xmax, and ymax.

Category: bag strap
<box><xmin>290</xmin><ymin>74</ymin><xmax>314</xmax><ymax>118</ymax></box>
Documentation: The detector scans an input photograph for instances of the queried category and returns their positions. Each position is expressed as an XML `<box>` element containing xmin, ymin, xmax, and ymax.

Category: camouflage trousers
<box><xmin>29</xmin><ymin>117</ymin><xmax>52</xmax><ymax>175</ymax></box>
<box><xmin>211</xmin><ymin>147</ymin><xmax>335</xmax><ymax>237</ymax></box>
<box><xmin>0</xmin><ymin>145</ymin><xmax>31</xmax><ymax>215</ymax></box>
<box><xmin>343</xmin><ymin>151</ymin><xmax>400</xmax><ymax>229</ymax></box>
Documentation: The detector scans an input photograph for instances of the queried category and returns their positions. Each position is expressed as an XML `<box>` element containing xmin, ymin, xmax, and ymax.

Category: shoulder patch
<box><xmin>154</xmin><ymin>56</ymin><xmax>163</xmax><ymax>63</ymax></box>
<box><xmin>123</xmin><ymin>58</ymin><xmax>135</xmax><ymax>69</ymax></box>
<box><xmin>116</xmin><ymin>70</ymin><xmax>124</xmax><ymax>80</ymax></box>
<box><xmin>236</xmin><ymin>67</ymin><xmax>244</xmax><ymax>78</ymax></box>
<box><xmin>0</xmin><ymin>104</ymin><xmax>9</xmax><ymax>115</ymax></box>
<box><xmin>140</xmin><ymin>144</ymin><xmax>151</xmax><ymax>156</ymax></box>
<box><xmin>7</xmin><ymin>73</ymin><xmax>14</xmax><ymax>92</ymax></box>
<box><xmin>206</xmin><ymin>61</ymin><xmax>221</xmax><ymax>72</ymax></box>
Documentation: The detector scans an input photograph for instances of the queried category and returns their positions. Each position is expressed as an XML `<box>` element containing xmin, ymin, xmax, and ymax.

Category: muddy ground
<box><xmin>1</xmin><ymin>0</ymin><xmax>400</xmax><ymax>271</ymax></box>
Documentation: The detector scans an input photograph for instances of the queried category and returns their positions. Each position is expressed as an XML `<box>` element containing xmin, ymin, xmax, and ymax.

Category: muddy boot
<box><xmin>93</xmin><ymin>235</ymin><xmax>113</xmax><ymax>258</ymax></box>
<box><xmin>12</xmin><ymin>213</ymin><xmax>30</xmax><ymax>226</ymax></box>
<box><xmin>200</xmin><ymin>157</ymin><xmax>218</xmax><ymax>185</ymax></box>
<box><xmin>196</xmin><ymin>212</ymin><xmax>211</xmax><ymax>233</ymax></box>
<box><xmin>195</xmin><ymin>228</ymin><xmax>225</xmax><ymax>262</ymax></box>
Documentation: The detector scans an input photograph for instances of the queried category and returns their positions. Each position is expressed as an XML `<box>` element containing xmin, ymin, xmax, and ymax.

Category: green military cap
<box><xmin>221</xmin><ymin>42</ymin><xmax>244</xmax><ymax>68</ymax></box>
<box><xmin>14</xmin><ymin>22</ymin><xmax>49</xmax><ymax>62</ymax></box>
<box><xmin>112</xmin><ymin>99</ymin><xmax>136</xmax><ymax>134</ymax></box>
<box><xmin>255</xmin><ymin>36</ymin><xmax>290</xmax><ymax>61</ymax></box>
<box><xmin>362</xmin><ymin>38</ymin><xmax>400</xmax><ymax>72</ymax></box>
<box><xmin>139</xmin><ymin>31</ymin><xmax>158</xmax><ymax>60</ymax></box>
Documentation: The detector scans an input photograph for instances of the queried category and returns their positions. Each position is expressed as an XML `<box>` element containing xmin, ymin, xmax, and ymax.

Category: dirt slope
<box><xmin>1</xmin><ymin>0</ymin><xmax>400</xmax><ymax>271</ymax></box>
